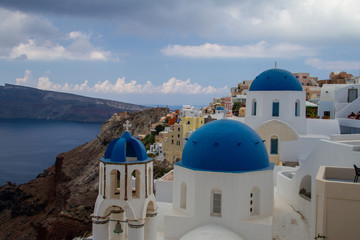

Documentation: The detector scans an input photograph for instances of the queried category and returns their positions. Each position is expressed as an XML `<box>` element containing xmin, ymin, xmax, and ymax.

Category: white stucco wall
<box><xmin>334</xmin><ymin>84</ymin><xmax>360</xmax><ymax>103</ymax></box>
<box><xmin>165</xmin><ymin>165</ymin><xmax>274</xmax><ymax>240</ymax></box>
<box><xmin>276</xmin><ymin>138</ymin><xmax>360</xmax><ymax>238</ymax></box>
<box><xmin>155</xmin><ymin>180</ymin><xmax>173</xmax><ymax>203</ymax></box>
<box><xmin>317</xmin><ymin>102</ymin><xmax>334</xmax><ymax>118</ymax></box>
<box><xmin>335</xmin><ymin>119</ymin><xmax>360</xmax><ymax>134</ymax></box>
<box><xmin>280</xmin><ymin>136</ymin><xmax>323</xmax><ymax>164</ymax></box>
<box><xmin>336</xmin><ymin>97</ymin><xmax>360</xmax><ymax>118</ymax></box>
<box><xmin>245</xmin><ymin>91</ymin><xmax>307</xmax><ymax>134</ymax></box>
<box><xmin>306</xmin><ymin>119</ymin><xmax>340</xmax><ymax>136</ymax></box>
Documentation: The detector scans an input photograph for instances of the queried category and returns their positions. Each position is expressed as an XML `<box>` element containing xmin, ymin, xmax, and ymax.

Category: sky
<box><xmin>0</xmin><ymin>0</ymin><xmax>360</xmax><ymax>105</ymax></box>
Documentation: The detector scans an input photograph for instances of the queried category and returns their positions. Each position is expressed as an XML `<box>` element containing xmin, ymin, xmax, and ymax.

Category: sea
<box><xmin>144</xmin><ymin>104</ymin><xmax>207</xmax><ymax>111</ymax></box>
<box><xmin>0</xmin><ymin>119</ymin><xmax>102</xmax><ymax>186</ymax></box>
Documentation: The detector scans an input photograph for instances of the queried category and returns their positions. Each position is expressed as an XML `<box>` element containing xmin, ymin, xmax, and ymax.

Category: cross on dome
<box><xmin>123</xmin><ymin>120</ymin><xmax>132</xmax><ymax>131</ymax></box>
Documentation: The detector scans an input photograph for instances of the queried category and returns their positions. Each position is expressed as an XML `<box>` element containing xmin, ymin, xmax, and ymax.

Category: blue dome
<box><xmin>177</xmin><ymin>119</ymin><xmax>271</xmax><ymax>172</ymax></box>
<box><xmin>216</xmin><ymin>106</ymin><xmax>224</xmax><ymax>111</ymax></box>
<box><xmin>102</xmin><ymin>131</ymin><xmax>149</xmax><ymax>163</ymax></box>
<box><xmin>249</xmin><ymin>68</ymin><xmax>303</xmax><ymax>91</ymax></box>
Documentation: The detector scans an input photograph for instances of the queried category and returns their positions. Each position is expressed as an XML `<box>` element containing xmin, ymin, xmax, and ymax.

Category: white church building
<box><xmin>163</xmin><ymin>119</ymin><xmax>274</xmax><ymax>240</ymax></box>
<box><xmin>92</xmin><ymin>119</ymin><xmax>275</xmax><ymax>240</ymax></box>
<box><xmin>241</xmin><ymin>68</ymin><xmax>360</xmax><ymax>238</ymax></box>
<box><xmin>92</xmin><ymin>127</ymin><xmax>157</xmax><ymax>240</ymax></box>
<box><xmin>91</xmin><ymin>68</ymin><xmax>360</xmax><ymax>240</ymax></box>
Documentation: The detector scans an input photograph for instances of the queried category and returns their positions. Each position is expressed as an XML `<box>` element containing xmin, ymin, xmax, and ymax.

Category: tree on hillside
<box><xmin>232</xmin><ymin>102</ymin><xmax>242</xmax><ymax>112</ymax></box>
<box><xmin>155</xmin><ymin>125</ymin><xmax>165</xmax><ymax>135</ymax></box>
<box><xmin>141</xmin><ymin>134</ymin><xmax>155</xmax><ymax>149</ymax></box>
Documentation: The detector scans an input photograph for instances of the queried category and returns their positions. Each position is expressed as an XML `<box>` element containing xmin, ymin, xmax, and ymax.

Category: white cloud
<box><xmin>1</xmin><ymin>1</ymin><xmax>360</xmax><ymax>43</ymax></box>
<box><xmin>67</xmin><ymin>31</ymin><xmax>91</xmax><ymax>40</ymax></box>
<box><xmin>0</xmin><ymin>8</ymin><xmax>58</xmax><ymax>56</ymax></box>
<box><xmin>0</xmin><ymin>8</ymin><xmax>111</xmax><ymax>61</ymax></box>
<box><xmin>92</xmin><ymin>77</ymin><xmax>227</xmax><ymax>94</ymax></box>
<box><xmin>161</xmin><ymin>42</ymin><xmax>316</xmax><ymax>58</ymax></box>
<box><xmin>37</xmin><ymin>76</ymin><xmax>63</xmax><ymax>90</ymax></box>
<box><xmin>16</xmin><ymin>69</ymin><xmax>31</xmax><ymax>85</ymax></box>
<box><xmin>305</xmin><ymin>58</ymin><xmax>360</xmax><ymax>71</ymax></box>
<box><xmin>73</xmin><ymin>80</ymin><xmax>90</xmax><ymax>91</ymax></box>
<box><xmin>8</xmin><ymin>38</ymin><xmax>110</xmax><ymax>61</ymax></box>
<box><xmin>217</xmin><ymin>0</ymin><xmax>360</xmax><ymax>42</ymax></box>
<box><xmin>33</xmin><ymin>76</ymin><xmax>228</xmax><ymax>95</ymax></box>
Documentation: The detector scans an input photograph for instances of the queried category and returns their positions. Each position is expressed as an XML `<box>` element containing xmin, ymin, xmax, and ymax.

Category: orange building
<box><xmin>293</xmin><ymin>73</ymin><xmax>318</xmax><ymax>87</ymax></box>
<box><xmin>318</xmin><ymin>72</ymin><xmax>353</xmax><ymax>87</ymax></box>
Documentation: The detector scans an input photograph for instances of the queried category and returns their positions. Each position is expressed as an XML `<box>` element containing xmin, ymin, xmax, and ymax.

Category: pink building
<box><xmin>225</xmin><ymin>96</ymin><xmax>232</xmax><ymax>117</ymax></box>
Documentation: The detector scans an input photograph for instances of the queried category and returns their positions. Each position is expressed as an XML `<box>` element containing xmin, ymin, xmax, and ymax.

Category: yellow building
<box><xmin>163</xmin><ymin>116</ymin><xmax>205</xmax><ymax>164</ymax></box>
<box><xmin>162</xmin><ymin>124</ymin><xmax>184</xmax><ymax>163</ymax></box>
<box><xmin>180</xmin><ymin>116</ymin><xmax>204</xmax><ymax>138</ymax></box>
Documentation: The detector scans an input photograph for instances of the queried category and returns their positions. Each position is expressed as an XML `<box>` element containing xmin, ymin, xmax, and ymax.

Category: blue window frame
<box><xmin>295</xmin><ymin>100</ymin><xmax>300</xmax><ymax>117</ymax></box>
<box><xmin>270</xmin><ymin>137</ymin><xmax>278</xmax><ymax>154</ymax></box>
<box><xmin>252</xmin><ymin>101</ymin><xmax>257</xmax><ymax>116</ymax></box>
<box><xmin>272</xmin><ymin>102</ymin><xmax>279</xmax><ymax>117</ymax></box>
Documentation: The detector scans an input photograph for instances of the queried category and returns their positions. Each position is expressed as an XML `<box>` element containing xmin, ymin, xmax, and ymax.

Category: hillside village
<box><xmin>89</xmin><ymin>68</ymin><xmax>360</xmax><ymax>240</ymax></box>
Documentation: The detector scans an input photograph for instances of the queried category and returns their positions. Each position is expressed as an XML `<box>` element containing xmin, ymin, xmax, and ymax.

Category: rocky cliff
<box><xmin>0</xmin><ymin>84</ymin><xmax>148</xmax><ymax>122</ymax></box>
<box><xmin>0</xmin><ymin>107</ymin><xmax>170</xmax><ymax>240</ymax></box>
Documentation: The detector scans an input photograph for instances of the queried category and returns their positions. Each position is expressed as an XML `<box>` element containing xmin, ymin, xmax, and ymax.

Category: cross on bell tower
<box><xmin>123</xmin><ymin>120</ymin><xmax>132</xmax><ymax>131</ymax></box>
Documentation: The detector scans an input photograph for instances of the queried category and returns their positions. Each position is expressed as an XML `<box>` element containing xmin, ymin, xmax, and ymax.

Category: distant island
<box><xmin>0</xmin><ymin>84</ymin><xmax>148</xmax><ymax>122</ymax></box>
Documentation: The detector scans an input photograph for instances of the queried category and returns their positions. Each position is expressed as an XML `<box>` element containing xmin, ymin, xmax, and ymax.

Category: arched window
<box><xmin>110</xmin><ymin>169</ymin><xmax>120</xmax><ymax>198</ymax></box>
<box><xmin>270</xmin><ymin>135</ymin><xmax>279</xmax><ymax>155</ymax></box>
<box><xmin>148</xmin><ymin>167</ymin><xmax>152</xmax><ymax>195</ymax></box>
<box><xmin>180</xmin><ymin>182</ymin><xmax>187</xmax><ymax>209</ymax></box>
<box><xmin>295</xmin><ymin>100</ymin><xmax>300</xmax><ymax>117</ymax></box>
<box><xmin>252</xmin><ymin>99</ymin><xmax>257</xmax><ymax>116</ymax></box>
<box><xmin>250</xmin><ymin>187</ymin><xmax>260</xmax><ymax>216</ymax></box>
<box><xmin>132</xmin><ymin>169</ymin><xmax>141</xmax><ymax>198</ymax></box>
<box><xmin>272</xmin><ymin>100</ymin><xmax>279</xmax><ymax>117</ymax></box>
<box><xmin>211</xmin><ymin>189</ymin><xmax>222</xmax><ymax>217</ymax></box>
<box><xmin>99</xmin><ymin>166</ymin><xmax>103</xmax><ymax>196</ymax></box>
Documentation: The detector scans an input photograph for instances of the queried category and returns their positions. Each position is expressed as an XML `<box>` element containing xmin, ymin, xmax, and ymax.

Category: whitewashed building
<box><xmin>92</xmin><ymin>130</ymin><xmax>157</xmax><ymax>240</ymax></box>
<box><xmin>164</xmin><ymin>119</ymin><xmax>274</xmax><ymax>240</ymax></box>
<box><xmin>242</xmin><ymin>68</ymin><xmax>360</xmax><ymax>238</ymax></box>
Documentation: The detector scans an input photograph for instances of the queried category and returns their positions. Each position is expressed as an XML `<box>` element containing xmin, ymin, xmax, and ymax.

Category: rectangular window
<box><xmin>272</xmin><ymin>102</ymin><xmax>279</xmax><ymax>117</ymax></box>
<box><xmin>295</xmin><ymin>101</ymin><xmax>300</xmax><ymax>117</ymax></box>
<box><xmin>348</xmin><ymin>88</ymin><xmax>358</xmax><ymax>103</ymax></box>
<box><xmin>270</xmin><ymin>138</ymin><xmax>278</xmax><ymax>154</ymax></box>
<box><xmin>211</xmin><ymin>192</ymin><xmax>222</xmax><ymax>216</ymax></box>
<box><xmin>252</xmin><ymin>101</ymin><xmax>257</xmax><ymax>116</ymax></box>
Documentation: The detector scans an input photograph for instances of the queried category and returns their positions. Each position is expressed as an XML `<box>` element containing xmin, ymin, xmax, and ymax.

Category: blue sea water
<box><xmin>0</xmin><ymin>119</ymin><xmax>102</xmax><ymax>186</ymax></box>
<box><xmin>143</xmin><ymin>104</ymin><xmax>207</xmax><ymax>111</ymax></box>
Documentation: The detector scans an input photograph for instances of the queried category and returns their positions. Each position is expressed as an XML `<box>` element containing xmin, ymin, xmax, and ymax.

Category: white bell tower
<box><xmin>92</xmin><ymin>124</ymin><xmax>157</xmax><ymax>240</ymax></box>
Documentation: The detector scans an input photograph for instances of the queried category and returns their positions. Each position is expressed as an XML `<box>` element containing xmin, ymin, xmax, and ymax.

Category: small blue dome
<box><xmin>103</xmin><ymin>131</ymin><xmax>149</xmax><ymax>163</ymax></box>
<box><xmin>177</xmin><ymin>119</ymin><xmax>271</xmax><ymax>172</ymax></box>
<box><xmin>249</xmin><ymin>68</ymin><xmax>303</xmax><ymax>91</ymax></box>
<box><xmin>216</xmin><ymin>106</ymin><xmax>224</xmax><ymax>111</ymax></box>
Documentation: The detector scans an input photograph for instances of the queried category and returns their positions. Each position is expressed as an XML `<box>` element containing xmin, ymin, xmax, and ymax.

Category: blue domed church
<box><xmin>92</xmin><ymin>127</ymin><xmax>157</xmax><ymax>240</ymax></box>
<box><xmin>164</xmin><ymin>119</ymin><xmax>274</xmax><ymax>240</ymax></box>
<box><xmin>244</xmin><ymin>68</ymin><xmax>307</xmax><ymax>165</ymax></box>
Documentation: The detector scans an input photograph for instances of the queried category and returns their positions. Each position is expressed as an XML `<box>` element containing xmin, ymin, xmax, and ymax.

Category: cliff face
<box><xmin>0</xmin><ymin>107</ymin><xmax>169</xmax><ymax>240</ymax></box>
<box><xmin>0</xmin><ymin>84</ymin><xmax>148</xmax><ymax>122</ymax></box>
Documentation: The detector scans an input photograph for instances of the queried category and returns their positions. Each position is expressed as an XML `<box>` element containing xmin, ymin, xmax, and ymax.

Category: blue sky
<box><xmin>0</xmin><ymin>0</ymin><xmax>359</xmax><ymax>105</ymax></box>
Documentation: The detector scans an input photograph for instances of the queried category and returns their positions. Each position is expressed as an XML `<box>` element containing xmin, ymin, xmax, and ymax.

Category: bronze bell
<box><xmin>113</xmin><ymin>221</ymin><xmax>123</xmax><ymax>234</ymax></box>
